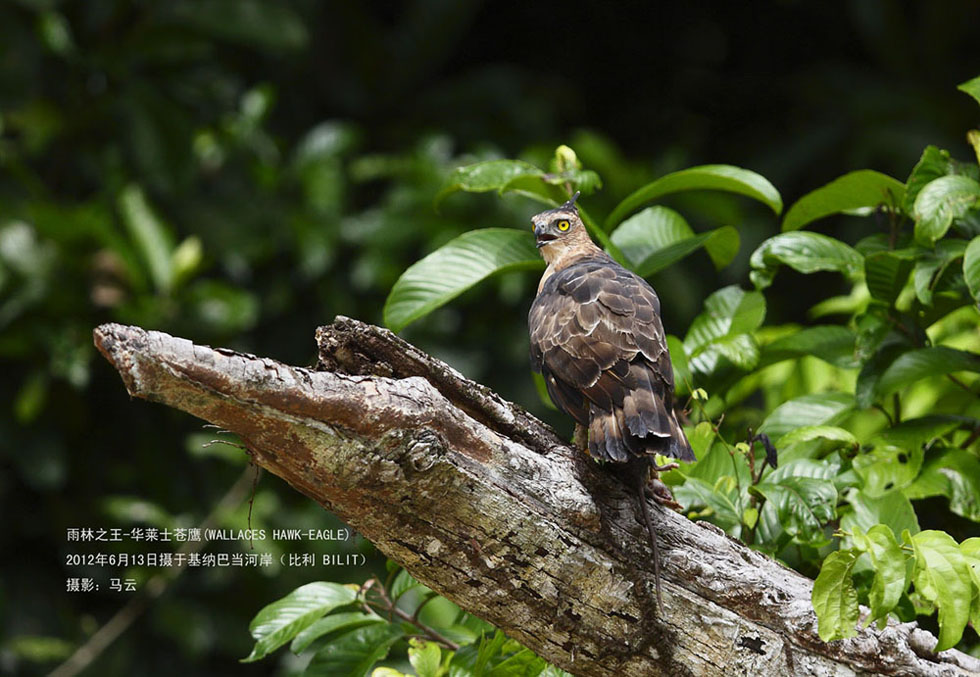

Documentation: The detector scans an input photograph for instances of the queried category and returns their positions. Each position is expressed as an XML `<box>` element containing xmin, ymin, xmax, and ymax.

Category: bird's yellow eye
<box><xmin>557</xmin><ymin>220</ymin><xmax>570</xmax><ymax>231</ymax></box>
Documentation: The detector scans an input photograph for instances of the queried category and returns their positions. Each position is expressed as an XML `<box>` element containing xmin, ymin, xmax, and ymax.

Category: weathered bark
<box><xmin>93</xmin><ymin>318</ymin><xmax>980</xmax><ymax>677</ymax></box>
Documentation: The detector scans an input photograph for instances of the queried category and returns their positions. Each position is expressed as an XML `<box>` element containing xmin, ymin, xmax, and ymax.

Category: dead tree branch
<box><xmin>92</xmin><ymin>318</ymin><xmax>980</xmax><ymax>677</ymax></box>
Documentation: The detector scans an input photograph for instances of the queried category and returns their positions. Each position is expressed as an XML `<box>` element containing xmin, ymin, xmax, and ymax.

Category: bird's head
<box><xmin>530</xmin><ymin>192</ymin><xmax>595</xmax><ymax>265</ymax></box>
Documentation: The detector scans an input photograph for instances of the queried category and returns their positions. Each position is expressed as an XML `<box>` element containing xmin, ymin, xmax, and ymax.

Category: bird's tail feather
<box><xmin>588</xmin><ymin>403</ymin><xmax>695</xmax><ymax>463</ymax></box>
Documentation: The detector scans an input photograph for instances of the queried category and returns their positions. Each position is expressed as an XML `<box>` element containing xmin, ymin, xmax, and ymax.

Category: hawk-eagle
<box><xmin>527</xmin><ymin>192</ymin><xmax>694</xmax><ymax>611</ymax></box>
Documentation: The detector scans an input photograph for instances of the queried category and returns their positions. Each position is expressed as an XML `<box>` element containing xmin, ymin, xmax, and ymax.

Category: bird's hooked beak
<box><xmin>533</xmin><ymin>222</ymin><xmax>557</xmax><ymax>248</ymax></box>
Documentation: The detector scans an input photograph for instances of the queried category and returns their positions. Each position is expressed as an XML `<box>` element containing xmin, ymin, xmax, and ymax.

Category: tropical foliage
<box><xmin>5</xmin><ymin>3</ymin><xmax>980</xmax><ymax>674</ymax></box>
<box><xmin>246</xmin><ymin>75</ymin><xmax>980</xmax><ymax>672</ymax></box>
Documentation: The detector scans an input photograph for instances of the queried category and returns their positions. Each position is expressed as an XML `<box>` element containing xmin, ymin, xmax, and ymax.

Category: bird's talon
<box><xmin>647</xmin><ymin>478</ymin><xmax>683</xmax><ymax>512</ymax></box>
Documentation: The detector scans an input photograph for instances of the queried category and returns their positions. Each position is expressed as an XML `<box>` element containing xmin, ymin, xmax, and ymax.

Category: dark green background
<box><xmin>1</xmin><ymin>1</ymin><xmax>978</xmax><ymax>674</ymax></box>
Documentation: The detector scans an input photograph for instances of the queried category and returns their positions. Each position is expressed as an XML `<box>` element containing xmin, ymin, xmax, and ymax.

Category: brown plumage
<box><xmin>528</xmin><ymin>195</ymin><xmax>694</xmax><ymax>465</ymax></box>
<box><xmin>527</xmin><ymin>192</ymin><xmax>694</xmax><ymax>612</ymax></box>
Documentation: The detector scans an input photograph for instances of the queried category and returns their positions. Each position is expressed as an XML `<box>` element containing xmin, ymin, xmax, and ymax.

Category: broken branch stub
<box><xmin>92</xmin><ymin>319</ymin><xmax>980</xmax><ymax>677</ymax></box>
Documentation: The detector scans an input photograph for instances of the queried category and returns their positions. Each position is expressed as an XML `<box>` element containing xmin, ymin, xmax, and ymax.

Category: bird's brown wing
<box><xmin>529</xmin><ymin>257</ymin><xmax>694</xmax><ymax>463</ymax></box>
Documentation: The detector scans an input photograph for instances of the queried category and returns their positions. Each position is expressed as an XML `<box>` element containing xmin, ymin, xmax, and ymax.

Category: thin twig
<box><xmin>362</xmin><ymin>576</ymin><xmax>460</xmax><ymax>650</ymax></box>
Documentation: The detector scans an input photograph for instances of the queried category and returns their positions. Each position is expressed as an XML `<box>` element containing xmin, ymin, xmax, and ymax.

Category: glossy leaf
<box><xmin>958</xmin><ymin>74</ymin><xmax>980</xmax><ymax>107</ymax></box>
<box><xmin>640</xmin><ymin>228</ymin><xmax>739</xmax><ymax>276</ymax></box>
<box><xmin>305</xmin><ymin>623</ymin><xmax>405</xmax><ymax>677</ymax></box>
<box><xmin>291</xmin><ymin>612</ymin><xmax>384</xmax><ymax>654</ymax></box>
<box><xmin>605</xmin><ymin>164</ymin><xmax>782</xmax><ymax>228</ymax></box>
<box><xmin>853</xmin><ymin>444</ymin><xmax>923</xmax><ymax>497</ymax></box>
<box><xmin>610</xmin><ymin>206</ymin><xmax>690</xmax><ymax>264</ymax></box>
<box><xmin>434</xmin><ymin>160</ymin><xmax>546</xmax><ymax>207</ymax></box>
<box><xmin>243</xmin><ymin>582</ymin><xmax>357</xmax><ymax>662</ymax></box>
<box><xmin>912</xmin><ymin>175</ymin><xmax>980</xmax><ymax>246</ymax></box>
<box><xmin>684</xmin><ymin>285</ymin><xmax>765</xmax><ymax>374</ymax></box>
<box><xmin>873</xmin><ymin>415</ymin><xmax>961</xmax><ymax>451</ymax></box>
<box><xmin>749</xmin><ymin>476</ymin><xmax>837</xmax><ymax>543</ymax></box>
<box><xmin>842</xmin><ymin>489</ymin><xmax>919</xmax><ymax>539</ymax></box>
<box><xmin>757</xmin><ymin>392</ymin><xmax>854</xmax><ymax>438</ymax></box>
<box><xmin>673</xmin><ymin>476</ymin><xmax>742</xmax><ymax>531</ymax></box>
<box><xmin>909</xmin><ymin>530</ymin><xmax>973</xmax><ymax>651</ymax></box>
<box><xmin>964</xmin><ymin>235</ymin><xmax>980</xmax><ymax>303</ymax></box>
<box><xmin>851</xmin><ymin>525</ymin><xmax>908</xmax><ymax>627</ymax></box>
<box><xmin>610</xmin><ymin>206</ymin><xmax>740</xmax><ymax>275</ymax></box>
<box><xmin>812</xmin><ymin>550</ymin><xmax>859</xmax><ymax>641</ymax></box>
<box><xmin>684</xmin><ymin>285</ymin><xmax>765</xmax><ymax>351</ymax></box>
<box><xmin>864</xmin><ymin>251</ymin><xmax>914</xmax><ymax>305</ymax></box>
<box><xmin>408</xmin><ymin>639</ymin><xmax>442</xmax><ymax>677</ymax></box>
<box><xmin>750</xmin><ymin>231</ymin><xmax>864</xmax><ymax>290</ymax></box>
<box><xmin>904</xmin><ymin>146</ymin><xmax>954</xmax><ymax>216</ymax></box>
<box><xmin>117</xmin><ymin>184</ymin><xmax>176</xmax><ymax>294</ymax></box>
<box><xmin>782</xmin><ymin>170</ymin><xmax>905</xmax><ymax>232</ymax></box>
<box><xmin>874</xmin><ymin>346</ymin><xmax>980</xmax><ymax>399</ymax></box>
<box><xmin>384</xmin><ymin>229</ymin><xmax>543</xmax><ymax>331</ymax></box>
<box><xmin>391</xmin><ymin>568</ymin><xmax>426</xmax><ymax>601</ymax></box>
<box><xmin>761</xmin><ymin>325</ymin><xmax>858</xmax><ymax>369</ymax></box>
<box><xmin>913</xmin><ymin>239</ymin><xmax>967</xmax><ymax>306</ymax></box>
<box><xmin>776</xmin><ymin>425</ymin><xmax>858</xmax><ymax>451</ymax></box>
<box><xmin>906</xmin><ymin>448</ymin><xmax>980</xmax><ymax>522</ymax></box>
<box><xmin>961</xmin><ymin>539</ymin><xmax>980</xmax><ymax>629</ymax></box>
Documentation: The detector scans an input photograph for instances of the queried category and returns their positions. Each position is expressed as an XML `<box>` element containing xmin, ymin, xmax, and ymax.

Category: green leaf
<box><xmin>750</xmin><ymin>476</ymin><xmax>837</xmax><ymax>543</ymax></box>
<box><xmin>907</xmin><ymin>448</ymin><xmax>980</xmax><ymax>521</ymax></box>
<box><xmin>171</xmin><ymin>0</ymin><xmax>308</xmax><ymax>51</ymax></box>
<box><xmin>639</xmin><ymin>229</ymin><xmax>739</xmax><ymax>277</ymax></box>
<box><xmin>531</xmin><ymin>372</ymin><xmax>558</xmax><ymax>411</ymax></box>
<box><xmin>609</xmin><ymin>205</ymin><xmax>690</xmax><ymax>264</ymax></box>
<box><xmin>408</xmin><ymin>638</ymin><xmax>443</xmax><ymax>677</ymax></box>
<box><xmin>384</xmin><ymin>229</ymin><xmax>542</xmax><ymax>332</ymax></box>
<box><xmin>912</xmin><ymin>175</ymin><xmax>980</xmax><ymax>246</ymax></box>
<box><xmin>812</xmin><ymin>550</ymin><xmax>860</xmax><ymax>641</ymax></box>
<box><xmin>541</xmin><ymin>168</ymin><xmax>602</xmax><ymax>194</ymax></box>
<box><xmin>864</xmin><ymin>251</ymin><xmax>914</xmax><ymax>305</ymax></box>
<box><xmin>306</xmin><ymin>624</ymin><xmax>405</xmax><ymax>677</ymax></box>
<box><xmin>750</xmin><ymin>231</ymin><xmax>864</xmax><ymax>290</ymax></box>
<box><xmin>761</xmin><ymin>325</ymin><xmax>858</xmax><ymax>369</ymax></box>
<box><xmin>964</xmin><ymin>235</ymin><xmax>980</xmax><ymax>304</ymax></box>
<box><xmin>391</xmin><ymin>568</ymin><xmax>426</xmax><ymax>602</ymax></box>
<box><xmin>243</xmin><ymin>582</ymin><xmax>357</xmax><ymax>662</ymax></box>
<box><xmin>854</xmin><ymin>342</ymin><xmax>905</xmax><ymax>409</ymax></box>
<box><xmin>683</xmin><ymin>285</ymin><xmax>765</xmax><ymax>374</ymax></box>
<box><xmin>776</xmin><ymin>425</ymin><xmax>858</xmax><ymax>451</ymax></box>
<box><xmin>905</xmin><ymin>146</ymin><xmax>955</xmax><ymax>216</ymax></box>
<box><xmin>684</xmin><ymin>422</ymin><xmax>721</xmax><ymax>471</ymax></box>
<box><xmin>957</xmin><ymin>75</ymin><xmax>980</xmax><ymax>107</ymax></box>
<box><xmin>874</xmin><ymin>415</ymin><xmax>962</xmax><ymax>451</ymax></box>
<box><xmin>874</xmin><ymin>346</ymin><xmax>980</xmax><ymax>399</ymax></box>
<box><xmin>961</xmin><ymin>539</ymin><xmax>980</xmax><ymax>627</ymax></box>
<box><xmin>291</xmin><ymin>612</ymin><xmax>384</xmax><ymax>654</ymax></box>
<box><xmin>609</xmin><ymin>206</ymin><xmax>740</xmax><ymax>274</ymax></box>
<box><xmin>851</xmin><ymin>525</ymin><xmax>909</xmax><ymax>627</ymax></box>
<box><xmin>435</xmin><ymin>160</ymin><xmax>549</xmax><ymax>207</ymax></box>
<box><xmin>117</xmin><ymin>184</ymin><xmax>175</xmax><ymax>294</ymax></box>
<box><xmin>605</xmin><ymin>164</ymin><xmax>782</xmax><ymax>229</ymax></box>
<box><xmin>853</xmin><ymin>444</ymin><xmax>923</xmax><ymax>497</ymax></box>
<box><xmin>782</xmin><ymin>170</ymin><xmax>905</xmax><ymax>232</ymax></box>
<box><xmin>757</xmin><ymin>393</ymin><xmax>855</xmax><ymax>438</ymax></box>
<box><xmin>500</xmin><ymin>174</ymin><xmax>569</xmax><ymax>205</ymax></box>
<box><xmin>673</xmin><ymin>476</ymin><xmax>742</xmax><ymax>531</ymax></box>
<box><xmin>666</xmin><ymin>334</ymin><xmax>692</xmax><ymax>395</ymax></box>
<box><xmin>913</xmin><ymin>239</ymin><xmax>967</xmax><ymax>306</ymax></box>
<box><xmin>909</xmin><ymin>530</ymin><xmax>973</xmax><ymax>651</ymax></box>
<box><xmin>475</xmin><ymin>630</ymin><xmax>509</xmax><ymax>675</ymax></box>
<box><xmin>842</xmin><ymin>489</ymin><xmax>920</xmax><ymax>539</ymax></box>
